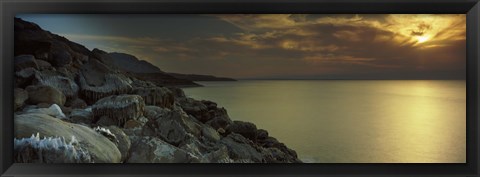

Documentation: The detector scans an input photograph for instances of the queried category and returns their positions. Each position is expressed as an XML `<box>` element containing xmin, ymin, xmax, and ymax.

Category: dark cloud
<box><xmin>18</xmin><ymin>14</ymin><xmax>466</xmax><ymax>79</ymax></box>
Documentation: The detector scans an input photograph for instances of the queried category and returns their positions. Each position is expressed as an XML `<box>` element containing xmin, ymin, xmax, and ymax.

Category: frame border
<box><xmin>1</xmin><ymin>0</ymin><xmax>479</xmax><ymax>176</ymax></box>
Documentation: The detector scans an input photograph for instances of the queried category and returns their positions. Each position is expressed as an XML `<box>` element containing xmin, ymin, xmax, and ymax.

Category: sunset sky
<box><xmin>17</xmin><ymin>14</ymin><xmax>466</xmax><ymax>79</ymax></box>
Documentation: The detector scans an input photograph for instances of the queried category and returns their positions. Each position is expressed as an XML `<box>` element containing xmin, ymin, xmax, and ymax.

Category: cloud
<box><xmin>56</xmin><ymin>14</ymin><xmax>465</xmax><ymax>79</ymax></box>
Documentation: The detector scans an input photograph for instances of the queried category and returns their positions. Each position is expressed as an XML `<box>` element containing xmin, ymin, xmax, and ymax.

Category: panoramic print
<box><xmin>13</xmin><ymin>14</ymin><xmax>466</xmax><ymax>163</ymax></box>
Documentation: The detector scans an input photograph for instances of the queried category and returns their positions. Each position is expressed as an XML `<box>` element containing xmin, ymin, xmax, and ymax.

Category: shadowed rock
<box><xmin>92</xmin><ymin>95</ymin><xmax>145</xmax><ymax>127</ymax></box>
<box><xmin>226</xmin><ymin>121</ymin><xmax>258</xmax><ymax>141</ymax></box>
<box><xmin>133</xmin><ymin>87</ymin><xmax>174</xmax><ymax>108</ymax></box>
<box><xmin>34</xmin><ymin>72</ymin><xmax>79</xmax><ymax>99</ymax></box>
<box><xmin>25</xmin><ymin>85</ymin><xmax>66</xmax><ymax>106</ymax></box>
<box><xmin>15</xmin><ymin>113</ymin><xmax>122</xmax><ymax>163</ymax></box>
<box><xmin>127</xmin><ymin>136</ymin><xmax>199</xmax><ymax>163</ymax></box>
<box><xmin>78</xmin><ymin>58</ymin><xmax>133</xmax><ymax>104</ymax></box>
<box><xmin>14</xmin><ymin>133</ymin><xmax>92</xmax><ymax>163</ymax></box>
<box><xmin>14</xmin><ymin>88</ymin><xmax>28</xmax><ymax>110</ymax></box>
<box><xmin>15</xmin><ymin>55</ymin><xmax>38</xmax><ymax>71</ymax></box>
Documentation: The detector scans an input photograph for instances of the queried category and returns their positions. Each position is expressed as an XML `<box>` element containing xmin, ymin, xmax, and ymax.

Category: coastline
<box><xmin>13</xmin><ymin>17</ymin><xmax>302</xmax><ymax>163</ymax></box>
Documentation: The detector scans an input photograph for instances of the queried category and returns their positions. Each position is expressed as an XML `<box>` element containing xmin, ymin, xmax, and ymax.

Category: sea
<box><xmin>183</xmin><ymin>80</ymin><xmax>466</xmax><ymax>163</ymax></box>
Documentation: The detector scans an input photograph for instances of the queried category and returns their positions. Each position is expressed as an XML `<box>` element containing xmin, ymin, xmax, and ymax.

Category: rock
<box><xmin>226</xmin><ymin>121</ymin><xmax>258</xmax><ymax>141</ymax></box>
<box><xmin>14</xmin><ymin>133</ymin><xmax>92</xmax><ymax>163</ymax></box>
<box><xmin>15</xmin><ymin>113</ymin><xmax>122</xmax><ymax>163</ymax></box>
<box><xmin>202</xmin><ymin>126</ymin><xmax>221</xmax><ymax>142</ymax></box>
<box><xmin>256</xmin><ymin>129</ymin><xmax>269</xmax><ymax>140</ymax></box>
<box><xmin>96</xmin><ymin>116</ymin><xmax>117</xmax><ymax>127</ymax></box>
<box><xmin>14</xmin><ymin>55</ymin><xmax>38</xmax><ymax>71</ymax></box>
<box><xmin>220</xmin><ymin>133</ymin><xmax>263</xmax><ymax>163</ymax></box>
<box><xmin>25</xmin><ymin>85</ymin><xmax>66</xmax><ymax>106</ymax></box>
<box><xmin>168</xmin><ymin>87</ymin><xmax>186</xmax><ymax>99</ymax></box>
<box><xmin>106</xmin><ymin>126</ymin><xmax>131</xmax><ymax>162</ymax></box>
<box><xmin>133</xmin><ymin>87</ymin><xmax>174</xmax><ymax>108</ymax></box>
<box><xmin>36</xmin><ymin>103</ymin><xmax>51</xmax><ymax>108</ymax></box>
<box><xmin>205</xmin><ymin>108</ymin><xmax>233</xmax><ymax>130</ymax></box>
<box><xmin>177</xmin><ymin>98</ymin><xmax>210</xmax><ymax>122</ymax></box>
<box><xmin>23</xmin><ymin>104</ymin><xmax>66</xmax><ymax>119</ymax></box>
<box><xmin>14</xmin><ymin>88</ymin><xmax>28</xmax><ymax>110</ymax></box>
<box><xmin>34</xmin><ymin>51</ymin><xmax>49</xmax><ymax>60</ymax></box>
<box><xmin>143</xmin><ymin>106</ymin><xmax>167</xmax><ymax>121</ymax></box>
<box><xmin>68</xmin><ymin>108</ymin><xmax>93</xmax><ymax>125</ymax></box>
<box><xmin>92</xmin><ymin>94</ymin><xmax>145</xmax><ymax>127</ymax></box>
<box><xmin>201</xmin><ymin>100</ymin><xmax>217</xmax><ymax>110</ymax></box>
<box><xmin>51</xmin><ymin>50</ymin><xmax>72</xmax><ymax>67</ymax></box>
<box><xmin>202</xmin><ymin>145</ymin><xmax>233</xmax><ymax>163</ymax></box>
<box><xmin>127</xmin><ymin>136</ymin><xmax>198</xmax><ymax>163</ymax></box>
<box><xmin>124</xmin><ymin>119</ymin><xmax>142</xmax><ymax>129</ymax></box>
<box><xmin>78</xmin><ymin>59</ymin><xmax>133</xmax><ymax>104</ymax></box>
<box><xmin>142</xmin><ymin>107</ymin><xmax>201</xmax><ymax>146</ymax></box>
<box><xmin>35</xmin><ymin>73</ymin><xmax>79</xmax><ymax>99</ymax></box>
<box><xmin>93</xmin><ymin>126</ymin><xmax>119</xmax><ymax>145</ymax></box>
<box><xmin>65</xmin><ymin>97</ymin><xmax>88</xmax><ymax>109</ymax></box>
<box><xmin>35</xmin><ymin>59</ymin><xmax>53</xmax><ymax>70</ymax></box>
<box><xmin>15</xmin><ymin>68</ymin><xmax>39</xmax><ymax>88</ymax></box>
<box><xmin>217</xmin><ymin>128</ymin><xmax>226</xmax><ymax>135</ymax></box>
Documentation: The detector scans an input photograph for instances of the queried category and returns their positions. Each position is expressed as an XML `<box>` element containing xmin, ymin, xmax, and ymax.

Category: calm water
<box><xmin>183</xmin><ymin>80</ymin><xmax>466</xmax><ymax>163</ymax></box>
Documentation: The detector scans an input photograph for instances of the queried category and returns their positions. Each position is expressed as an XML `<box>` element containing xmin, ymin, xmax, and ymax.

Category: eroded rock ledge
<box><xmin>13</xmin><ymin>17</ymin><xmax>302</xmax><ymax>163</ymax></box>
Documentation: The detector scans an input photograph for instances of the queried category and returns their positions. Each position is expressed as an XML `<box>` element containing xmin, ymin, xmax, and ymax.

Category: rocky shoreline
<box><xmin>13</xmin><ymin>18</ymin><xmax>302</xmax><ymax>163</ymax></box>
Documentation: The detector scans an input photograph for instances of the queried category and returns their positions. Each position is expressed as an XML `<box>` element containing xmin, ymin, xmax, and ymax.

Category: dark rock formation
<box><xmin>132</xmin><ymin>87</ymin><xmax>174</xmax><ymax>108</ymax></box>
<box><xmin>92</xmin><ymin>95</ymin><xmax>145</xmax><ymax>127</ymax></box>
<box><xmin>127</xmin><ymin>136</ymin><xmax>199</xmax><ymax>163</ymax></box>
<box><xmin>13</xmin><ymin>18</ymin><xmax>302</xmax><ymax>164</ymax></box>
<box><xmin>14</xmin><ymin>88</ymin><xmax>28</xmax><ymax>110</ymax></box>
<box><xmin>34</xmin><ymin>72</ymin><xmax>79</xmax><ymax>99</ymax></box>
<box><xmin>15</xmin><ymin>113</ymin><xmax>122</xmax><ymax>163</ymax></box>
<box><xmin>226</xmin><ymin>121</ymin><xmax>258</xmax><ymax>141</ymax></box>
<box><xmin>14</xmin><ymin>55</ymin><xmax>39</xmax><ymax>71</ymax></box>
<box><xmin>78</xmin><ymin>59</ymin><xmax>133</xmax><ymax>104</ymax></box>
<box><xmin>25</xmin><ymin>85</ymin><xmax>66</xmax><ymax>106</ymax></box>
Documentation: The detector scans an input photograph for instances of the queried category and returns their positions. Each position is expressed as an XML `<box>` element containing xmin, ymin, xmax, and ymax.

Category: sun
<box><xmin>416</xmin><ymin>36</ymin><xmax>430</xmax><ymax>43</ymax></box>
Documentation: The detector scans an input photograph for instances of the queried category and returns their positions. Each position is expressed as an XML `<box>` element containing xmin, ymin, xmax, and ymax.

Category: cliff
<box><xmin>106</xmin><ymin>52</ymin><xmax>236</xmax><ymax>82</ymax></box>
<box><xmin>13</xmin><ymin>17</ymin><xmax>301</xmax><ymax>163</ymax></box>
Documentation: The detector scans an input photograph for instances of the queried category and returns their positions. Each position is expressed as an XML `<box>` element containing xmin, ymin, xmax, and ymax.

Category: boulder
<box><xmin>92</xmin><ymin>95</ymin><xmax>145</xmax><ymax>127</ymax></box>
<box><xmin>219</xmin><ymin>133</ymin><xmax>263</xmax><ymax>163</ymax></box>
<box><xmin>226</xmin><ymin>121</ymin><xmax>258</xmax><ymax>141</ymax></box>
<box><xmin>124</xmin><ymin>119</ymin><xmax>143</xmax><ymax>129</ymax></box>
<box><xmin>201</xmin><ymin>126</ymin><xmax>221</xmax><ymax>142</ymax></box>
<box><xmin>23</xmin><ymin>104</ymin><xmax>66</xmax><ymax>119</ymax></box>
<box><xmin>143</xmin><ymin>106</ymin><xmax>167</xmax><ymax>121</ymax></box>
<box><xmin>127</xmin><ymin>136</ymin><xmax>198</xmax><ymax>163</ymax></box>
<box><xmin>14</xmin><ymin>88</ymin><xmax>28</xmax><ymax>110</ymax></box>
<box><xmin>51</xmin><ymin>50</ymin><xmax>72</xmax><ymax>67</ymax></box>
<box><xmin>15</xmin><ymin>68</ymin><xmax>39</xmax><ymax>88</ymax></box>
<box><xmin>168</xmin><ymin>87</ymin><xmax>186</xmax><ymax>99</ymax></box>
<box><xmin>133</xmin><ymin>87</ymin><xmax>174</xmax><ymax>108</ymax></box>
<box><xmin>256</xmin><ymin>129</ymin><xmax>269</xmax><ymax>140</ymax></box>
<box><xmin>177</xmin><ymin>98</ymin><xmax>210</xmax><ymax>122</ymax></box>
<box><xmin>15</xmin><ymin>113</ymin><xmax>122</xmax><ymax>163</ymax></box>
<box><xmin>205</xmin><ymin>108</ymin><xmax>233</xmax><ymax>130</ymax></box>
<box><xmin>78</xmin><ymin>59</ymin><xmax>133</xmax><ymax>104</ymax></box>
<box><xmin>14</xmin><ymin>55</ymin><xmax>38</xmax><ymax>71</ymax></box>
<box><xmin>25</xmin><ymin>85</ymin><xmax>66</xmax><ymax>106</ymax></box>
<box><xmin>65</xmin><ymin>97</ymin><xmax>88</xmax><ymax>109</ymax></box>
<box><xmin>35</xmin><ymin>59</ymin><xmax>53</xmax><ymax>70</ymax></box>
<box><xmin>35</xmin><ymin>73</ymin><xmax>79</xmax><ymax>99</ymax></box>
<box><xmin>142</xmin><ymin>107</ymin><xmax>201</xmax><ymax>146</ymax></box>
<box><xmin>106</xmin><ymin>126</ymin><xmax>131</xmax><ymax>162</ymax></box>
<box><xmin>68</xmin><ymin>108</ymin><xmax>93</xmax><ymax>125</ymax></box>
<box><xmin>14</xmin><ymin>133</ymin><xmax>92</xmax><ymax>163</ymax></box>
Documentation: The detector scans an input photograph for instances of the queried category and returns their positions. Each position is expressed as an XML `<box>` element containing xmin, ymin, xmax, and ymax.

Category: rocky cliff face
<box><xmin>13</xmin><ymin>18</ymin><xmax>302</xmax><ymax>163</ymax></box>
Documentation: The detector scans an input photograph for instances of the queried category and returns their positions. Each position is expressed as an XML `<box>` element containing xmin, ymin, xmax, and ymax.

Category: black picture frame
<box><xmin>1</xmin><ymin>0</ymin><xmax>479</xmax><ymax>176</ymax></box>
